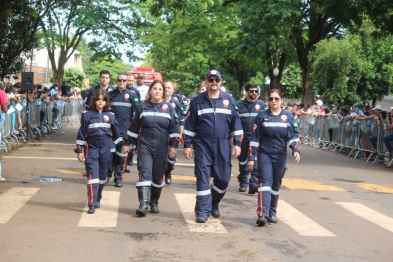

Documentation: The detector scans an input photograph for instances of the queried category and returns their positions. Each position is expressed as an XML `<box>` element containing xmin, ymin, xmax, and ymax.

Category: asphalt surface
<box><xmin>0</xmin><ymin>124</ymin><xmax>393</xmax><ymax>262</ymax></box>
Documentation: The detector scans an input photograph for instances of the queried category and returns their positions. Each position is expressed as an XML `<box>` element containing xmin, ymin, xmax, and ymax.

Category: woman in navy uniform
<box><xmin>75</xmin><ymin>89</ymin><xmax>123</xmax><ymax>214</ymax></box>
<box><xmin>122</xmin><ymin>80</ymin><xmax>180</xmax><ymax>217</ymax></box>
<box><xmin>248</xmin><ymin>89</ymin><xmax>300</xmax><ymax>226</ymax></box>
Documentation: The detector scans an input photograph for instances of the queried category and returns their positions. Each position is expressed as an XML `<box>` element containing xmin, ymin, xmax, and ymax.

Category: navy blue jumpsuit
<box><xmin>183</xmin><ymin>91</ymin><xmax>243</xmax><ymax>218</ymax></box>
<box><xmin>125</xmin><ymin>101</ymin><xmax>180</xmax><ymax>188</ymax></box>
<box><xmin>236</xmin><ymin>99</ymin><xmax>266</xmax><ymax>188</ymax></box>
<box><xmin>249</xmin><ymin>109</ymin><xmax>300</xmax><ymax>218</ymax></box>
<box><xmin>108</xmin><ymin>88</ymin><xmax>136</xmax><ymax>183</ymax></box>
<box><xmin>165</xmin><ymin>97</ymin><xmax>184</xmax><ymax>175</ymax></box>
<box><xmin>75</xmin><ymin>110</ymin><xmax>123</xmax><ymax>207</ymax></box>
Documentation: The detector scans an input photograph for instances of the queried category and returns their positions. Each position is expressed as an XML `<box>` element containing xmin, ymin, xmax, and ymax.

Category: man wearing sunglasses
<box><xmin>85</xmin><ymin>70</ymin><xmax>115</xmax><ymax>109</ymax></box>
<box><xmin>134</xmin><ymin>73</ymin><xmax>149</xmax><ymax>101</ymax></box>
<box><xmin>183</xmin><ymin>70</ymin><xmax>243</xmax><ymax>223</ymax></box>
<box><xmin>106</xmin><ymin>73</ymin><xmax>138</xmax><ymax>187</ymax></box>
<box><xmin>236</xmin><ymin>82</ymin><xmax>266</xmax><ymax>194</ymax></box>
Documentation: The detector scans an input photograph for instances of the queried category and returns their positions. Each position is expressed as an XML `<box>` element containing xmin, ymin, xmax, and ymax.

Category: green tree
<box><xmin>84</xmin><ymin>57</ymin><xmax>131</xmax><ymax>87</ymax></box>
<box><xmin>0</xmin><ymin>0</ymin><xmax>52</xmax><ymax>79</ymax></box>
<box><xmin>39</xmin><ymin>0</ymin><xmax>140</xmax><ymax>87</ymax></box>
<box><xmin>63</xmin><ymin>67</ymin><xmax>86</xmax><ymax>88</ymax></box>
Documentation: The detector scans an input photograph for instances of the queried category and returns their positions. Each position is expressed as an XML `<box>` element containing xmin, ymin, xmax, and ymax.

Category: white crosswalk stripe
<box><xmin>77</xmin><ymin>191</ymin><xmax>121</xmax><ymax>228</ymax></box>
<box><xmin>336</xmin><ymin>202</ymin><xmax>393</xmax><ymax>233</ymax></box>
<box><xmin>175</xmin><ymin>193</ymin><xmax>227</xmax><ymax>233</ymax></box>
<box><xmin>0</xmin><ymin>187</ymin><xmax>40</xmax><ymax>224</ymax></box>
<box><xmin>278</xmin><ymin>200</ymin><xmax>336</xmax><ymax>237</ymax></box>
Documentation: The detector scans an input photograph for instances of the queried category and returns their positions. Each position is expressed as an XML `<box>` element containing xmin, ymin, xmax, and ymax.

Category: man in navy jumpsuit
<box><xmin>75</xmin><ymin>109</ymin><xmax>123</xmax><ymax>212</ymax></box>
<box><xmin>85</xmin><ymin>70</ymin><xmax>115</xmax><ymax>109</ymax></box>
<box><xmin>107</xmin><ymin>73</ymin><xmax>137</xmax><ymax>187</ymax></box>
<box><xmin>248</xmin><ymin>102</ymin><xmax>300</xmax><ymax>226</ymax></box>
<box><xmin>164</xmin><ymin>81</ymin><xmax>185</xmax><ymax>184</ymax></box>
<box><xmin>236</xmin><ymin>82</ymin><xmax>266</xmax><ymax>194</ymax></box>
<box><xmin>183</xmin><ymin>70</ymin><xmax>243</xmax><ymax>223</ymax></box>
<box><xmin>126</xmin><ymin>73</ymin><xmax>141</xmax><ymax>166</ymax></box>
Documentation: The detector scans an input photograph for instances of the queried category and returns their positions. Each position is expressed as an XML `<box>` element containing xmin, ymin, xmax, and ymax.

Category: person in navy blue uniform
<box><xmin>85</xmin><ymin>70</ymin><xmax>115</xmax><ymax>109</ymax></box>
<box><xmin>126</xmin><ymin>73</ymin><xmax>141</xmax><ymax>166</ymax></box>
<box><xmin>107</xmin><ymin>73</ymin><xmax>137</xmax><ymax>187</ymax></box>
<box><xmin>163</xmin><ymin>81</ymin><xmax>184</xmax><ymax>185</ymax></box>
<box><xmin>172</xmin><ymin>82</ymin><xmax>188</xmax><ymax>116</ymax></box>
<box><xmin>236</xmin><ymin>82</ymin><xmax>266</xmax><ymax>194</ymax></box>
<box><xmin>122</xmin><ymin>80</ymin><xmax>180</xmax><ymax>217</ymax></box>
<box><xmin>248</xmin><ymin>89</ymin><xmax>300</xmax><ymax>226</ymax></box>
<box><xmin>75</xmin><ymin>89</ymin><xmax>123</xmax><ymax>214</ymax></box>
<box><xmin>183</xmin><ymin>70</ymin><xmax>243</xmax><ymax>223</ymax></box>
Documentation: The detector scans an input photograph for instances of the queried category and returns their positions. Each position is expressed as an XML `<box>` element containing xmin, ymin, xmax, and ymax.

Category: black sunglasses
<box><xmin>248</xmin><ymin>90</ymin><xmax>258</xmax><ymax>93</ymax></box>
<box><xmin>117</xmin><ymin>79</ymin><xmax>127</xmax><ymax>82</ymax></box>
<box><xmin>268</xmin><ymin>97</ymin><xmax>280</xmax><ymax>102</ymax></box>
<box><xmin>207</xmin><ymin>78</ymin><xmax>221</xmax><ymax>83</ymax></box>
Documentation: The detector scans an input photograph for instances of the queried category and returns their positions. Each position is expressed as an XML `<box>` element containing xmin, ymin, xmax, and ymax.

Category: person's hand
<box><xmin>168</xmin><ymin>147</ymin><xmax>177</xmax><ymax>158</ymax></box>
<box><xmin>229</xmin><ymin>138</ymin><xmax>234</xmax><ymax>145</ymax></box>
<box><xmin>294</xmin><ymin>152</ymin><xmax>300</xmax><ymax>162</ymax></box>
<box><xmin>122</xmin><ymin>145</ymin><xmax>131</xmax><ymax>154</ymax></box>
<box><xmin>184</xmin><ymin>148</ymin><xmax>192</xmax><ymax>160</ymax></box>
<box><xmin>248</xmin><ymin>160</ymin><xmax>254</xmax><ymax>171</ymax></box>
<box><xmin>232</xmin><ymin>145</ymin><xmax>241</xmax><ymax>157</ymax></box>
<box><xmin>77</xmin><ymin>153</ymin><xmax>85</xmax><ymax>162</ymax></box>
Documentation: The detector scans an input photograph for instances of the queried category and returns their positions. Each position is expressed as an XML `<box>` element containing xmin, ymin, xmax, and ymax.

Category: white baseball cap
<box><xmin>373</xmin><ymin>105</ymin><xmax>382</xmax><ymax>110</ymax></box>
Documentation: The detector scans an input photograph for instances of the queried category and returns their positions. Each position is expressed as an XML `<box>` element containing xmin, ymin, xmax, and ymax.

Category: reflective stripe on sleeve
<box><xmin>116</xmin><ymin>151</ymin><xmax>128</xmax><ymax>157</ymax></box>
<box><xmin>271</xmin><ymin>189</ymin><xmax>280</xmax><ymax>195</ymax></box>
<box><xmin>231</xmin><ymin>130</ymin><xmax>243</xmax><ymax>136</ymax></box>
<box><xmin>87</xmin><ymin>178</ymin><xmax>99</xmax><ymax>184</ymax></box>
<box><xmin>127</xmin><ymin>131</ymin><xmax>138</xmax><ymax>138</ymax></box>
<box><xmin>99</xmin><ymin>179</ymin><xmax>107</xmax><ymax>184</ymax></box>
<box><xmin>169</xmin><ymin>133</ymin><xmax>180</xmax><ymax>138</ymax></box>
<box><xmin>113</xmin><ymin>137</ymin><xmax>123</xmax><ymax>145</ymax></box>
<box><xmin>288</xmin><ymin>138</ymin><xmax>300</xmax><ymax>145</ymax></box>
<box><xmin>196</xmin><ymin>189</ymin><xmax>211</xmax><ymax>196</ymax></box>
<box><xmin>258</xmin><ymin>186</ymin><xmax>272</xmax><ymax>192</ymax></box>
<box><xmin>212</xmin><ymin>186</ymin><xmax>227</xmax><ymax>194</ymax></box>
<box><xmin>183</xmin><ymin>130</ymin><xmax>196</xmax><ymax>137</ymax></box>
<box><xmin>110</xmin><ymin>102</ymin><xmax>131</xmax><ymax>107</ymax></box>
<box><xmin>110</xmin><ymin>148</ymin><xmax>115</xmax><ymax>153</ymax></box>
<box><xmin>76</xmin><ymin>140</ymin><xmax>86</xmax><ymax>145</ymax></box>
<box><xmin>167</xmin><ymin>158</ymin><xmax>176</xmax><ymax>164</ymax></box>
<box><xmin>136</xmin><ymin>181</ymin><xmax>152</xmax><ymax>187</ymax></box>
<box><xmin>250</xmin><ymin>141</ymin><xmax>259</xmax><ymax>147</ymax></box>
<box><xmin>88</xmin><ymin>123</ymin><xmax>111</xmax><ymax>129</ymax></box>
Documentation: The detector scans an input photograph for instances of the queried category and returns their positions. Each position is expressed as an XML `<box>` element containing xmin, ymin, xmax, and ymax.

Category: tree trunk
<box><xmin>301</xmin><ymin>60</ymin><xmax>314</xmax><ymax>105</ymax></box>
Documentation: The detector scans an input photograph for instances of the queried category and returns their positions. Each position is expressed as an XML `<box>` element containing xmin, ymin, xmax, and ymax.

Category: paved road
<box><xmin>0</xmin><ymin>126</ymin><xmax>393</xmax><ymax>261</ymax></box>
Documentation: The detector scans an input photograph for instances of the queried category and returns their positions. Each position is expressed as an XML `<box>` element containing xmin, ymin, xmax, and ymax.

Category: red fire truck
<box><xmin>130</xmin><ymin>67</ymin><xmax>163</xmax><ymax>86</ymax></box>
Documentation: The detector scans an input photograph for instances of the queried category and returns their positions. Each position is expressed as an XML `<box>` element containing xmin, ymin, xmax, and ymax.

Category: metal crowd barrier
<box><xmin>0</xmin><ymin>99</ymin><xmax>83</xmax><ymax>153</ymax></box>
<box><xmin>298</xmin><ymin>114</ymin><xmax>392</xmax><ymax>165</ymax></box>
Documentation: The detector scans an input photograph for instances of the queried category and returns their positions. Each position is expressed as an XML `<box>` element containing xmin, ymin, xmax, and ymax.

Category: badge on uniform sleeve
<box><xmin>171</xmin><ymin>103</ymin><xmax>176</xmax><ymax>108</ymax></box>
<box><xmin>103</xmin><ymin>115</ymin><xmax>109</xmax><ymax>123</ymax></box>
<box><xmin>255</xmin><ymin>104</ymin><xmax>260</xmax><ymax>111</ymax></box>
<box><xmin>281</xmin><ymin>115</ymin><xmax>287</xmax><ymax>123</ymax></box>
<box><xmin>124</xmin><ymin>94</ymin><xmax>130</xmax><ymax>100</ymax></box>
<box><xmin>162</xmin><ymin>104</ymin><xmax>168</xmax><ymax>112</ymax></box>
<box><xmin>223</xmin><ymin>99</ymin><xmax>229</xmax><ymax>109</ymax></box>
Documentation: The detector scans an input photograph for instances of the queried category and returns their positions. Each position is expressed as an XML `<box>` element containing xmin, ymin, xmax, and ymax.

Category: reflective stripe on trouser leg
<box><xmin>195</xmin><ymin>161</ymin><xmax>213</xmax><ymax>218</ymax></box>
<box><xmin>211</xmin><ymin>180</ymin><xmax>228</xmax><ymax>209</ymax></box>
<box><xmin>114</xmin><ymin>124</ymin><xmax>129</xmax><ymax>182</ymax></box>
<box><xmin>85</xmin><ymin>157</ymin><xmax>100</xmax><ymax>207</ymax></box>
<box><xmin>152</xmin><ymin>150</ymin><xmax>167</xmax><ymax>188</ymax></box>
<box><xmin>166</xmin><ymin>156</ymin><xmax>176</xmax><ymax>173</ymax></box>
<box><xmin>98</xmin><ymin>141</ymin><xmax>111</xmax><ymax>202</ymax></box>
<box><xmin>269</xmin><ymin>162</ymin><xmax>286</xmax><ymax>217</ymax></box>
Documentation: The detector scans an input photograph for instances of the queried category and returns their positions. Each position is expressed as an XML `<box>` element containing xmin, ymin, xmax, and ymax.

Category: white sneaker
<box><xmin>0</xmin><ymin>176</ymin><xmax>6</xmax><ymax>182</ymax></box>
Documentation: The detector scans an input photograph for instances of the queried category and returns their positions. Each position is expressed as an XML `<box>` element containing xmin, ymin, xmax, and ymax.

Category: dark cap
<box><xmin>206</xmin><ymin>70</ymin><xmax>221</xmax><ymax>79</ymax></box>
<box><xmin>137</xmin><ymin>73</ymin><xmax>144</xmax><ymax>78</ymax></box>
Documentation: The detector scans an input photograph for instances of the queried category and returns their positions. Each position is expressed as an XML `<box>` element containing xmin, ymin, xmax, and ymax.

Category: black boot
<box><xmin>149</xmin><ymin>187</ymin><xmax>162</xmax><ymax>213</ymax></box>
<box><xmin>128</xmin><ymin>152</ymin><xmax>133</xmax><ymax>165</ymax></box>
<box><xmin>165</xmin><ymin>171</ymin><xmax>172</xmax><ymax>185</ymax></box>
<box><xmin>136</xmin><ymin>187</ymin><xmax>150</xmax><ymax>217</ymax></box>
